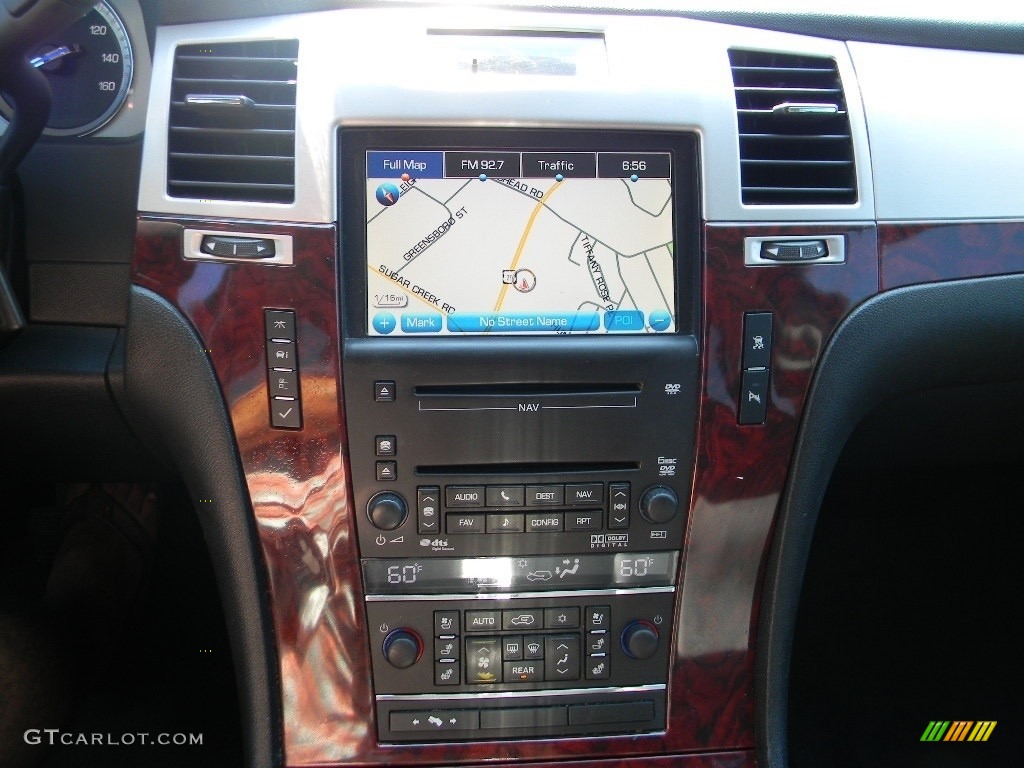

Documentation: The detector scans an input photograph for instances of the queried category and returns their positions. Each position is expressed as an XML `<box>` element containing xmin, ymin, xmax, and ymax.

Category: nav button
<box><xmin>566</xmin><ymin>483</ymin><xmax>604</xmax><ymax>505</ymax></box>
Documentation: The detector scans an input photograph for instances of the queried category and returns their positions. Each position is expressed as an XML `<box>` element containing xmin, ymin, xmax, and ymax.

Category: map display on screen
<box><xmin>365</xmin><ymin>149</ymin><xmax>677</xmax><ymax>337</ymax></box>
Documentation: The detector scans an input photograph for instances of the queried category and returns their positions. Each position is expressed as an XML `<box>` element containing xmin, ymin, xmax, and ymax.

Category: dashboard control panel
<box><xmin>340</xmin><ymin>127</ymin><xmax>700</xmax><ymax>743</ymax></box>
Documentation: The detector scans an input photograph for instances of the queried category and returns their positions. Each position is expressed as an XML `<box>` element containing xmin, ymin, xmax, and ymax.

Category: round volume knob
<box><xmin>382</xmin><ymin>629</ymin><xmax>422</xmax><ymax>669</ymax></box>
<box><xmin>621</xmin><ymin>620</ymin><xmax>660</xmax><ymax>660</ymax></box>
<box><xmin>639</xmin><ymin>485</ymin><xmax>679</xmax><ymax>524</ymax></box>
<box><xmin>367</xmin><ymin>491</ymin><xmax>407</xmax><ymax>531</ymax></box>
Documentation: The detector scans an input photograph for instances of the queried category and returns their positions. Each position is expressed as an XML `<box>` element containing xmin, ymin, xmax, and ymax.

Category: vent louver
<box><xmin>729</xmin><ymin>49</ymin><xmax>857</xmax><ymax>205</ymax></box>
<box><xmin>168</xmin><ymin>39</ymin><xmax>299</xmax><ymax>204</ymax></box>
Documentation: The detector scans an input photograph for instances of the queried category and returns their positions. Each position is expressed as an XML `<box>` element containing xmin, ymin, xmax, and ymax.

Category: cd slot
<box><xmin>414</xmin><ymin>383</ymin><xmax>642</xmax><ymax>412</ymax></box>
<box><xmin>416</xmin><ymin>461</ymin><xmax>639</xmax><ymax>476</ymax></box>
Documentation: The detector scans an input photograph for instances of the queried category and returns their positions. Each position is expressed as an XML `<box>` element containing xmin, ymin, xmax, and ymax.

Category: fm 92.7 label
<box><xmin>444</xmin><ymin>152</ymin><xmax>523</xmax><ymax>178</ymax></box>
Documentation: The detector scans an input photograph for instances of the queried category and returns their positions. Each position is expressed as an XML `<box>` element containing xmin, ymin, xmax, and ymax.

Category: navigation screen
<box><xmin>365</xmin><ymin>149</ymin><xmax>677</xmax><ymax>336</ymax></box>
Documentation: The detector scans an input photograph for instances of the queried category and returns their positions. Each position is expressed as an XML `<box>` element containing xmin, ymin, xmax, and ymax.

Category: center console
<box><xmin>340</xmin><ymin>128</ymin><xmax>700</xmax><ymax>743</ymax></box>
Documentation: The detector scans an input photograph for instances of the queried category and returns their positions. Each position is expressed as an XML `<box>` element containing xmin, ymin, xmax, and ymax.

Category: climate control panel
<box><xmin>367</xmin><ymin>590</ymin><xmax>673</xmax><ymax>741</ymax></box>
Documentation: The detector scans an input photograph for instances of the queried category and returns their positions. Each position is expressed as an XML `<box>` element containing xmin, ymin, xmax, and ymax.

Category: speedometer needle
<box><xmin>30</xmin><ymin>45</ymin><xmax>81</xmax><ymax>69</ymax></box>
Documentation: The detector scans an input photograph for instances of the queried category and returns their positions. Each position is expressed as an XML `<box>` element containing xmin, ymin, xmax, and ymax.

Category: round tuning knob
<box><xmin>639</xmin><ymin>485</ymin><xmax>679</xmax><ymax>524</ymax></box>
<box><xmin>383</xmin><ymin>629</ymin><xmax>422</xmax><ymax>669</ymax></box>
<box><xmin>620</xmin><ymin>620</ymin><xmax>660</xmax><ymax>660</ymax></box>
<box><xmin>367</xmin><ymin>491</ymin><xmax>408</xmax><ymax>531</ymax></box>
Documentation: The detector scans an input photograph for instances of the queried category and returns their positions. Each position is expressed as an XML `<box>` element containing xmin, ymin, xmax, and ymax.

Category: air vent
<box><xmin>168</xmin><ymin>40</ymin><xmax>299</xmax><ymax>204</ymax></box>
<box><xmin>729</xmin><ymin>49</ymin><xmax>857</xmax><ymax>205</ymax></box>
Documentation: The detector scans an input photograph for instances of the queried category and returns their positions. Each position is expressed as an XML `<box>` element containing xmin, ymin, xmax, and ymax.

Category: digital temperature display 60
<box><xmin>362</xmin><ymin>552</ymin><xmax>679</xmax><ymax>594</ymax></box>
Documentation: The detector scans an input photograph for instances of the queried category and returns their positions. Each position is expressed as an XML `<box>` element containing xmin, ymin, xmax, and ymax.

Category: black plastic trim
<box><xmin>0</xmin><ymin>323</ymin><xmax>162</xmax><ymax>477</ymax></box>
<box><xmin>118</xmin><ymin>286</ymin><xmax>282</xmax><ymax>768</ymax></box>
<box><xmin>757</xmin><ymin>273</ymin><xmax>1024</xmax><ymax>768</ymax></box>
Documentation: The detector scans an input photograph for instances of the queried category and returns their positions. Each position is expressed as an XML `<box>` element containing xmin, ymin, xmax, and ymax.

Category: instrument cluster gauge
<box><xmin>3</xmin><ymin>2</ymin><xmax>134</xmax><ymax>137</ymax></box>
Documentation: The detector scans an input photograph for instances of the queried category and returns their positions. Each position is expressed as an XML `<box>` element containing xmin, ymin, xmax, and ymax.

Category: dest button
<box><xmin>526</xmin><ymin>485</ymin><xmax>565</xmax><ymax>506</ymax></box>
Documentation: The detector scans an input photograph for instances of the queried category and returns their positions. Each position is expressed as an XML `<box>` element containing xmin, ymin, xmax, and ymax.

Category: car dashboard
<box><xmin>2</xmin><ymin>1</ymin><xmax>1023</xmax><ymax>767</ymax></box>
